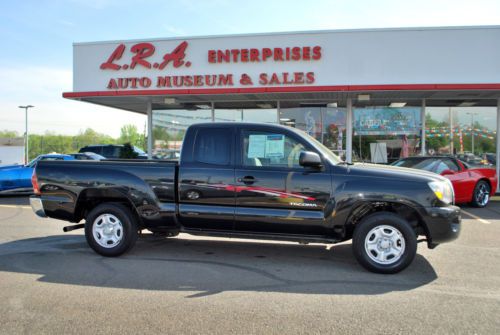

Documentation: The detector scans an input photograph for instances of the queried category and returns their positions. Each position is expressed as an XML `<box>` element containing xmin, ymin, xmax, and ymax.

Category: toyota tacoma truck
<box><xmin>30</xmin><ymin>122</ymin><xmax>461</xmax><ymax>273</ymax></box>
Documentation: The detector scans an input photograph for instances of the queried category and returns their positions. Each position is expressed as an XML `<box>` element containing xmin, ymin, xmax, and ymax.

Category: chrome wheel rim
<box><xmin>364</xmin><ymin>225</ymin><xmax>405</xmax><ymax>265</ymax></box>
<box><xmin>92</xmin><ymin>214</ymin><xmax>124</xmax><ymax>248</ymax></box>
<box><xmin>475</xmin><ymin>184</ymin><xmax>490</xmax><ymax>206</ymax></box>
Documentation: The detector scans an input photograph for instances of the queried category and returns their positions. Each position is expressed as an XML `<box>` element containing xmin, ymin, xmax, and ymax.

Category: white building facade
<box><xmin>64</xmin><ymin>26</ymin><xmax>500</xmax><ymax>187</ymax></box>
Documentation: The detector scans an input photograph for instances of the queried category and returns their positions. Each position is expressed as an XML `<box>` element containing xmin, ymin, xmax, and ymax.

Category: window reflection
<box><xmin>214</xmin><ymin>108</ymin><xmax>278</xmax><ymax>123</ymax></box>
<box><xmin>152</xmin><ymin>109</ymin><xmax>211</xmax><ymax>159</ymax></box>
<box><xmin>279</xmin><ymin>107</ymin><xmax>346</xmax><ymax>156</ymax></box>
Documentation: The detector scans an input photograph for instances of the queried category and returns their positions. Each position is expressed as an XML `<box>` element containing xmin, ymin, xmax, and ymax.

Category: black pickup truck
<box><xmin>30</xmin><ymin>122</ymin><xmax>461</xmax><ymax>273</ymax></box>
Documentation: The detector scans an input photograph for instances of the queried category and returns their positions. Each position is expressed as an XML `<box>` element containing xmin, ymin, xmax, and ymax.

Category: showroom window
<box><xmin>152</xmin><ymin>108</ymin><xmax>212</xmax><ymax>159</ymax></box>
<box><xmin>352</xmin><ymin>106</ymin><xmax>421</xmax><ymax>163</ymax></box>
<box><xmin>279</xmin><ymin>107</ymin><xmax>346</xmax><ymax>156</ymax></box>
<box><xmin>425</xmin><ymin>107</ymin><xmax>497</xmax><ymax>159</ymax></box>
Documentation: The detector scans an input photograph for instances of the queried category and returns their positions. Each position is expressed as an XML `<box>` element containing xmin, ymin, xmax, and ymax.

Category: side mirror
<box><xmin>299</xmin><ymin>151</ymin><xmax>322</xmax><ymax>168</ymax></box>
<box><xmin>441</xmin><ymin>169</ymin><xmax>455</xmax><ymax>176</ymax></box>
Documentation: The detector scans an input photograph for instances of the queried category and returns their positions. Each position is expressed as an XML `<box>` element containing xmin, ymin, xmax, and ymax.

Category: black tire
<box><xmin>85</xmin><ymin>203</ymin><xmax>138</xmax><ymax>257</ymax></box>
<box><xmin>352</xmin><ymin>212</ymin><xmax>417</xmax><ymax>274</ymax></box>
<box><xmin>470</xmin><ymin>180</ymin><xmax>490</xmax><ymax>208</ymax></box>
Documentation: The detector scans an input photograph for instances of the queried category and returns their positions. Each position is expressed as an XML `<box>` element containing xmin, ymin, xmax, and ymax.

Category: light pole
<box><xmin>18</xmin><ymin>105</ymin><xmax>34</xmax><ymax>164</ymax></box>
<box><xmin>466</xmin><ymin>112</ymin><xmax>478</xmax><ymax>155</ymax></box>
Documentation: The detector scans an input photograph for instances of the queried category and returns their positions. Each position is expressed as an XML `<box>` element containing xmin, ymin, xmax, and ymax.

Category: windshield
<box><xmin>392</xmin><ymin>158</ymin><xmax>438</xmax><ymax>171</ymax></box>
<box><xmin>291</xmin><ymin>128</ymin><xmax>342</xmax><ymax>165</ymax></box>
<box><xmin>27</xmin><ymin>156</ymin><xmax>41</xmax><ymax>168</ymax></box>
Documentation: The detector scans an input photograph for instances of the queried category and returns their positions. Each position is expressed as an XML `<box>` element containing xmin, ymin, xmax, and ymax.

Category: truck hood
<box><xmin>345</xmin><ymin>162</ymin><xmax>448</xmax><ymax>184</ymax></box>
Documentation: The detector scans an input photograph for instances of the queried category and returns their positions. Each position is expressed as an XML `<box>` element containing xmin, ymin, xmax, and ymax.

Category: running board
<box><xmin>63</xmin><ymin>224</ymin><xmax>85</xmax><ymax>232</ymax></box>
<box><xmin>181</xmin><ymin>229</ymin><xmax>340</xmax><ymax>244</ymax></box>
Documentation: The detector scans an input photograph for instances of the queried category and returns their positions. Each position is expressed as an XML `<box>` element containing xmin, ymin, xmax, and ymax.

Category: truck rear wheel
<box><xmin>352</xmin><ymin>212</ymin><xmax>417</xmax><ymax>274</ymax></box>
<box><xmin>85</xmin><ymin>203</ymin><xmax>138</xmax><ymax>257</ymax></box>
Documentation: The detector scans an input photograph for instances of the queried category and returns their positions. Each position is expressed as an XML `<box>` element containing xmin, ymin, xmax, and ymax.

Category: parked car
<box><xmin>79</xmin><ymin>144</ymin><xmax>147</xmax><ymax>159</ymax></box>
<box><xmin>153</xmin><ymin>149</ymin><xmax>180</xmax><ymax>160</ymax></box>
<box><xmin>0</xmin><ymin>154</ymin><xmax>75</xmax><ymax>194</ymax></box>
<box><xmin>483</xmin><ymin>153</ymin><xmax>497</xmax><ymax>166</ymax></box>
<box><xmin>391</xmin><ymin>156</ymin><xmax>497</xmax><ymax>207</ymax></box>
<box><xmin>455</xmin><ymin>153</ymin><xmax>489</xmax><ymax>167</ymax></box>
<box><xmin>31</xmin><ymin>123</ymin><xmax>461</xmax><ymax>274</ymax></box>
<box><xmin>70</xmin><ymin>152</ymin><xmax>106</xmax><ymax>160</ymax></box>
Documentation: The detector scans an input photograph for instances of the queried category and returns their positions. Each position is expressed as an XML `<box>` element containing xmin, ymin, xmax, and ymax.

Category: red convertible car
<box><xmin>392</xmin><ymin>156</ymin><xmax>497</xmax><ymax>207</ymax></box>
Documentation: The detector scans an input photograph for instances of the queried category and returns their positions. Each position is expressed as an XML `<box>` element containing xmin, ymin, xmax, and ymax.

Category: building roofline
<box><xmin>72</xmin><ymin>25</ymin><xmax>500</xmax><ymax>46</ymax></box>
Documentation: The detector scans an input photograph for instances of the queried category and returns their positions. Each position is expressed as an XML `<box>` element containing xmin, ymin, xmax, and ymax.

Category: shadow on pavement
<box><xmin>0</xmin><ymin>195</ymin><xmax>30</xmax><ymax>206</ymax></box>
<box><xmin>0</xmin><ymin>234</ymin><xmax>437</xmax><ymax>297</ymax></box>
<box><xmin>459</xmin><ymin>203</ymin><xmax>500</xmax><ymax>220</ymax></box>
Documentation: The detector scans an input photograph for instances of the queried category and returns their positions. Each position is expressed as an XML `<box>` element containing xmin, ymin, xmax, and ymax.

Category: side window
<box><xmin>40</xmin><ymin>157</ymin><xmax>64</xmax><ymax>161</ymax></box>
<box><xmin>103</xmin><ymin>146</ymin><xmax>120</xmax><ymax>158</ymax></box>
<box><xmin>434</xmin><ymin>161</ymin><xmax>450</xmax><ymax>174</ymax></box>
<box><xmin>242</xmin><ymin>130</ymin><xmax>306</xmax><ymax>168</ymax></box>
<box><xmin>194</xmin><ymin>128</ymin><xmax>231</xmax><ymax>165</ymax></box>
<box><xmin>88</xmin><ymin>147</ymin><xmax>102</xmax><ymax>155</ymax></box>
<box><xmin>444</xmin><ymin>159</ymin><xmax>460</xmax><ymax>172</ymax></box>
<box><xmin>413</xmin><ymin>159</ymin><xmax>438</xmax><ymax>172</ymax></box>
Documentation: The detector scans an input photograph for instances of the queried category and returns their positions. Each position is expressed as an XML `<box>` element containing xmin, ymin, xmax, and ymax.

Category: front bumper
<box><xmin>423</xmin><ymin>205</ymin><xmax>461</xmax><ymax>247</ymax></box>
<box><xmin>30</xmin><ymin>196</ymin><xmax>47</xmax><ymax>218</ymax></box>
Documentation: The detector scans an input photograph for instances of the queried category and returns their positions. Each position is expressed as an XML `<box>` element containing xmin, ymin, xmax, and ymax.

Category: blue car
<box><xmin>0</xmin><ymin>154</ymin><xmax>75</xmax><ymax>194</ymax></box>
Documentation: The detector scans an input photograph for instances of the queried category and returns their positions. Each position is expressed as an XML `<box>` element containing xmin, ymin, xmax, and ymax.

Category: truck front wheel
<box><xmin>352</xmin><ymin>212</ymin><xmax>417</xmax><ymax>274</ymax></box>
<box><xmin>85</xmin><ymin>203</ymin><xmax>138</xmax><ymax>257</ymax></box>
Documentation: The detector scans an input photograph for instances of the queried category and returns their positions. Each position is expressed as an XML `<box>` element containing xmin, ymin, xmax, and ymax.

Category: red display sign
<box><xmin>100</xmin><ymin>41</ymin><xmax>321</xmax><ymax>90</ymax></box>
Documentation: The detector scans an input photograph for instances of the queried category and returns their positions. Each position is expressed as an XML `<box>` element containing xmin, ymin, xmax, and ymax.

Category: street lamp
<box><xmin>466</xmin><ymin>112</ymin><xmax>478</xmax><ymax>155</ymax></box>
<box><xmin>18</xmin><ymin>105</ymin><xmax>34</xmax><ymax>164</ymax></box>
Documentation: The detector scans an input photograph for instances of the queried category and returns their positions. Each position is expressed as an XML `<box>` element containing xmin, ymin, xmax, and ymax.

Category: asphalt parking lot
<box><xmin>0</xmin><ymin>196</ymin><xmax>499</xmax><ymax>334</ymax></box>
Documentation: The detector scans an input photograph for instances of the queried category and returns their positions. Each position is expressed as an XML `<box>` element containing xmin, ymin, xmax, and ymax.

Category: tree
<box><xmin>119</xmin><ymin>124</ymin><xmax>139</xmax><ymax>145</ymax></box>
<box><xmin>0</xmin><ymin>130</ymin><xmax>20</xmax><ymax>138</ymax></box>
<box><xmin>118</xmin><ymin>124</ymin><xmax>146</xmax><ymax>151</ymax></box>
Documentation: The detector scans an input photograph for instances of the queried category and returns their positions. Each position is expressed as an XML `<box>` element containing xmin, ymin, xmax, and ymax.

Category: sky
<box><xmin>1</xmin><ymin>0</ymin><xmax>500</xmax><ymax>137</ymax></box>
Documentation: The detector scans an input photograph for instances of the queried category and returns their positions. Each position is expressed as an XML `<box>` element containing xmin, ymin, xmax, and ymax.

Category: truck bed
<box><xmin>35</xmin><ymin>160</ymin><xmax>178</xmax><ymax>226</ymax></box>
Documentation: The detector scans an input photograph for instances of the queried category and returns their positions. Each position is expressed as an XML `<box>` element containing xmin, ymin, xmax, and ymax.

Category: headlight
<box><xmin>428</xmin><ymin>181</ymin><xmax>454</xmax><ymax>204</ymax></box>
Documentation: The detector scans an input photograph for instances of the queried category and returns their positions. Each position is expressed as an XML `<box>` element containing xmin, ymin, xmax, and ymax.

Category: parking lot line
<box><xmin>0</xmin><ymin>205</ymin><xmax>30</xmax><ymax>209</ymax></box>
<box><xmin>460</xmin><ymin>209</ymin><xmax>491</xmax><ymax>224</ymax></box>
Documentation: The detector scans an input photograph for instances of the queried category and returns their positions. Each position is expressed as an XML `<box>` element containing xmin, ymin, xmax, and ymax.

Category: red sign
<box><xmin>208</xmin><ymin>46</ymin><xmax>321</xmax><ymax>63</ymax></box>
<box><xmin>100</xmin><ymin>41</ymin><xmax>191</xmax><ymax>71</ymax></box>
<box><xmin>100</xmin><ymin>41</ymin><xmax>321</xmax><ymax>90</ymax></box>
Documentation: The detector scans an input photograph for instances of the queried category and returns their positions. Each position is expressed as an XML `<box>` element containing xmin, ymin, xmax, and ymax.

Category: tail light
<box><xmin>31</xmin><ymin>170</ymin><xmax>41</xmax><ymax>195</ymax></box>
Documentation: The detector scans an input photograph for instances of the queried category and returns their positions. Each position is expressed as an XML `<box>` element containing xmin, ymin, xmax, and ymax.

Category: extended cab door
<box><xmin>178</xmin><ymin>126</ymin><xmax>235</xmax><ymax>231</ymax></box>
<box><xmin>234</xmin><ymin>126</ymin><xmax>332</xmax><ymax>235</ymax></box>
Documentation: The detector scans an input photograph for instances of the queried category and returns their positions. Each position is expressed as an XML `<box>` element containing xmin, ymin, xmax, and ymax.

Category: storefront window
<box><xmin>214</xmin><ymin>107</ymin><xmax>278</xmax><ymax>123</ymax></box>
<box><xmin>151</xmin><ymin>104</ymin><xmax>497</xmax><ymax>168</ymax></box>
<box><xmin>322</xmin><ymin>108</ymin><xmax>347</xmax><ymax>156</ymax></box>
<box><xmin>352</xmin><ymin>107</ymin><xmax>421</xmax><ymax>163</ymax></box>
<box><xmin>426</xmin><ymin>107</ymin><xmax>497</xmax><ymax>162</ymax></box>
<box><xmin>279</xmin><ymin>107</ymin><xmax>322</xmax><ymax>140</ymax></box>
<box><xmin>279</xmin><ymin>107</ymin><xmax>346</xmax><ymax>155</ymax></box>
<box><xmin>152</xmin><ymin>108</ymin><xmax>211</xmax><ymax>159</ymax></box>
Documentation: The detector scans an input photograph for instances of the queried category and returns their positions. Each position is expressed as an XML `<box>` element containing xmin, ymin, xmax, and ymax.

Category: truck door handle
<box><xmin>238</xmin><ymin>176</ymin><xmax>257</xmax><ymax>184</ymax></box>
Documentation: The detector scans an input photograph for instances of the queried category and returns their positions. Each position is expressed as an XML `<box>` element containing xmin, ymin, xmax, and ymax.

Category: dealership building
<box><xmin>64</xmin><ymin>26</ymin><xmax>500</xmax><ymax>185</ymax></box>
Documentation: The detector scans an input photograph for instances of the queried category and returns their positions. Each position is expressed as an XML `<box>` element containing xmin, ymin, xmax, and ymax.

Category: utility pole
<box><xmin>18</xmin><ymin>105</ymin><xmax>34</xmax><ymax>164</ymax></box>
<box><xmin>449</xmin><ymin>107</ymin><xmax>454</xmax><ymax>155</ymax></box>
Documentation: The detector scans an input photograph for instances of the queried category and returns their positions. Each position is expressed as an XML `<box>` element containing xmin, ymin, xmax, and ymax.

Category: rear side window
<box><xmin>102</xmin><ymin>146</ymin><xmax>121</xmax><ymax>158</ymax></box>
<box><xmin>194</xmin><ymin>128</ymin><xmax>231</xmax><ymax>165</ymax></box>
<box><xmin>84</xmin><ymin>146</ymin><xmax>102</xmax><ymax>155</ymax></box>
